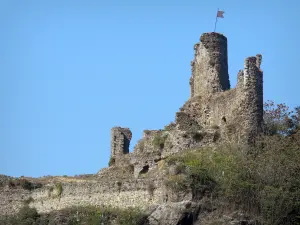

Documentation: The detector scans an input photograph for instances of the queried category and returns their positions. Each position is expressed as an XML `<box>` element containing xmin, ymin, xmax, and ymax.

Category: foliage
<box><xmin>55</xmin><ymin>183</ymin><xmax>63</xmax><ymax>197</ymax></box>
<box><xmin>0</xmin><ymin>205</ymin><xmax>147</xmax><ymax>225</ymax></box>
<box><xmin>18</xmin><ymin>205</ymin><xmax>39</xmax><ymax>221</ymax></box>
<box><xmin>264</xmin><ymin>100</ymin><xmax>300</xmax><ymax>135</ymax></box>
<box><xmin>8</xmin><ymin>178</ymin><xmax>42</xmax><ymax>191</ymax></box>
<box><xmin>184</xmin><ymin>128</ymin><xmax>205</xmax><ymax>142</ymax></box>
<box><xmin>165</xmin><ymin>129</ymin><xmax>300</xmax><ymax>225</ymax></box>
<box><xmin>164</xmin><ymin>174</ymin><xmax>189</xmax><ymax>192</ymax></box>
<box><xmin>153</xmin><ymin>133</ymin><xmax>168</xmax><ymax>149</ymax></box>
<box><xmin>0</xmin><ymin>205</ymin><xmax>40</xmax><ymax>225</ymax></box>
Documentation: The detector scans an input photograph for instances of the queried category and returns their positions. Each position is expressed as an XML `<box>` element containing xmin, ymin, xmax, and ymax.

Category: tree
<box><xmin>263</xmin><ymin>100</ymin><xmax>299</xmax><ymax>136</ymax></box>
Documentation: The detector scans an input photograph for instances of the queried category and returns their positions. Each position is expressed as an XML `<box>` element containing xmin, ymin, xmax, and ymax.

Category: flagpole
<box><xmin>214</xmin><ymin>8</ymin><xmax>218</xmax><ymax>32</ymax></box>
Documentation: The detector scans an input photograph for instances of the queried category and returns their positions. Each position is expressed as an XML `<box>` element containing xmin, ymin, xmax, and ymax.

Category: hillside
<box><xmin>0</xmin><ymin>32</ymin><xmax>299</xmax><ymax>225</ymax></box>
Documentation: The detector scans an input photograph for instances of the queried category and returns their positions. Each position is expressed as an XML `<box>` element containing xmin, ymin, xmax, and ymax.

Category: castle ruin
<box><xmin>110</xmin><ymin>32</ymin><xmax>263</xmax><ymax>176</ymax></box>
<box><xmin>0</xmin><ymin>32</ymin><xmax>264</xmax><ymax>220</ymax></box>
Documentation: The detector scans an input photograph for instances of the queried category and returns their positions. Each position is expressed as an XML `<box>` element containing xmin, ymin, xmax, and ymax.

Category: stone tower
<box><xmin>110</xmin><ymin>127</ymin><xmax>132</xmax><ymax>159</ymax></box>
<box><xmin>108</xmin><ymin>32</ymin><xmax>264</xmax><ymax>170</ymax></box>
<box><xmin>190</xmin><ymin>32</ymin><xmax>230</xmax><ymax>97</ymax></box>
<box><xmin>187</xmin><ymin>32</ymin><xmax>263</xmax><ymax>143</ymax></box>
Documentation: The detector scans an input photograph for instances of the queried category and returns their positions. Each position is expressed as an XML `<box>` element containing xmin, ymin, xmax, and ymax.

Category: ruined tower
<box><xmin>239</xmin><ymin>55</ymin><xmax>264</xmax><ymax>142</ymax></box>
<box><xmin>187</xmin><ymin>32</ymin><xmax>263</xmax><ymax>143</ymax></box>
<box><xmin>109</xmin><ymin>32</ymin><xmax>264</xmax><ymax>170</ymax></box>
<box><xmin>110</xmin><ymin>127</ymin><xmax>132</xmax><ymax>160</ymax></box>
<box><xmin>190</xmin><ymin>33</ymin><xmax>230</xmax><ymax>97</ymax></box>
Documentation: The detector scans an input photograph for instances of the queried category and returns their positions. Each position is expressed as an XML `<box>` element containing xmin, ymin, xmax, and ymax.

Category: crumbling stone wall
<box><xmin>0</xmin><ymin>173</ymin><xmax>166</xmax><ymax>216</ymax></box>
<box><xmin>185</xmin><ymin>32</ymin><xmax>263</xmax><ymax>143</ymax></box>
<box><xmin>239</xmin><ymin>55</ymin><xmax>264</xmax><ymax>142</ymax></box>
<box><xmin>0</xmin><ymin>32</ymin><xmax>265</xmax><ymax>222</ymax></box>
<box><xmin>110</xmin><ymin>127</ymin><xmax>132</xmax><ymax>163</ymax></box>
<box><xmin>108</xmin><ymin>32</ymin><xmax>263</xmax><ymax>187</ymax></box>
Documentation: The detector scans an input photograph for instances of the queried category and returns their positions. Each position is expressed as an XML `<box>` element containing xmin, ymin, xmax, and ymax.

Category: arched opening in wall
<box><xmin>176</xmin><ymin>212</ymin><xmax>194</xmax><ymax>225</ymax></box>
<box><xmin>140</xmin><ymin>165</ymin><xmax>149</xmax><ymax>175</ymax></box>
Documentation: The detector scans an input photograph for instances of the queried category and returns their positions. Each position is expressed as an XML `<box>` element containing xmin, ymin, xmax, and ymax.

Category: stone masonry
<box><xmin>110</xmin><ymin>127</ymin><xmax>132</xmax><ymax>165</ymax></box>
<box><xmin>111</xmin><ymin>32</ymin><xmax>263</xmax><ymax>175</ymax></box>
<box><xmin>0</xmin><ymin>32</ymin><xmax>264</xmax><ymax>221</ymax></box>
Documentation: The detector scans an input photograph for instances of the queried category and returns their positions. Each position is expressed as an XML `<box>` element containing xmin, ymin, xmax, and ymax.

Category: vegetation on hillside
<box><xmin>164</xmin><ymin>101</ymin><xmax>300</xmax><ymax>225</ymax></box>
<box><xmin>0</xmin><ymin>205</ymin><xmax>147</xmax><ymax>225</ymax></box>
<box><xmin>0</xmin><ymin>101</ymin><xmax>299</xmax><ymax>225</ymax></box>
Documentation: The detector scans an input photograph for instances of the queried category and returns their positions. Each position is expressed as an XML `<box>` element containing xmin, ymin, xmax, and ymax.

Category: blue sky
<box><xmin>1</xmin><ymin>0</ymin><xmax>299</xmax><ymax>178</ymax></box>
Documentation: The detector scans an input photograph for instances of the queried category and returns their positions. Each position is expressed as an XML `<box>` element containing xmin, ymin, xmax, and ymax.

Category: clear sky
<box><xmin>1</xmin><ymin>0</ymin><xmax>299</xmax><ymax>178</ymax></box>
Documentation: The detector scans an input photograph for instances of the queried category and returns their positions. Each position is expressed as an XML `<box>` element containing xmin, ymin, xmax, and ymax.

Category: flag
<box><xmin>217</xmin><ymin>10</ymin><xmax>224</xmax><ymax>18</ymax></box>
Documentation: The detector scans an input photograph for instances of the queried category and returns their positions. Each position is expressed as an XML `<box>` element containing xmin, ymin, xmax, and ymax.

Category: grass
<box><xmin>0</xmin><ymin>205</ymin><xmax>147</xmax><ymax>225</ymax></box>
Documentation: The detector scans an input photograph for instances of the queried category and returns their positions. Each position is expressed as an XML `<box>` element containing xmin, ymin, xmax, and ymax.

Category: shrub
<box><xmin>55</xmin><ymin>183</ymin><xmax>63</xmax><ymax>197</ymax></box>
<box><xmin>20</xmin><ymin>179</ymin><xmax>34</xmax><ymax>190</ymax></box>
<box><xmin>164</xmin><ymin>174</ymin><xmax>189</xmax><ymax>192</ymax></box>
<box><xmin>165</xmin><ymin>131</ymin><xmax>300</xmax><ymax>225</ymax></box>
<box><xmin>183</xmin><ymin>128</ymin><xmax>205</xmax><ymax>142</ymax></box>
<box><xmin>264</xmin><ymin>100</ymin><xmax>300</xmax><ymax>135</ymax></box>
<box><xmin>64</xmin><ymin>206</ymin><xmax>147</xmax><ymax>225</ymax></box>
<box><xmin>192</xmin><ymin>132</ymin><xmax>204</xmax><ymax>141</ymax></box>
<box><xmin>8</xmin><ymin>178</ymin><xmax>42</xmax><ymax>191</ymax></box>
<box><xmin>18</xmin><ymin>205</ymin><xmax>39</xmax><ymax>221</ymax></box>
<box><xmin>153</xmin><ymin>133</ymin><xmax>168</xmax><ymax>149</ymax></box>
<box><xmin>0</xmin><ymin>205</ymin><xmax>148</xmax><ymax>225</ymax></box>
<box><xmin>165</xmin><ymin>150</ymin><xmax>216</xmax><ymax>197</ymax></box>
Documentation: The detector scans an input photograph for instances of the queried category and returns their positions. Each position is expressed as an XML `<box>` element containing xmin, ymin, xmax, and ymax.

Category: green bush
<box><xmin>0</xmin><ymin>205</ymin><xmax>148</xmax><ymax>225</ymax></box>
<box><xmin>1</xmin><ymin>205</ymin><xmax>40</xmax><ymax>224</ymax></box>
<box><xmin>59</xmin><ymin>206</ymin><xmax>147</xmax><ymax>225</ymax></box>
<box><xmin>264</xmin><ymin>100</ymin><xmax>300</xmax><ymax>135</ymax></box>
<box><xmin>18</xmin><ymin>205</ymin><xmax>39</xmax><ymax>221</ymax></box>
<box><xmin>55</xmin><ymin>183</ymin><xmax>63</xmax><ymax>197</ymax></box>
<box><xmin>8</xmin><ymin>178</ymin><xmax>42</xmax><ymax>191</ymax></box>
<box><xmin>165</xmin><ymin>133</ymin><xmax>300</xmax><ymax>225</ymax></box>
<box><xmin>21</xmin><ymin>179</ymin><xmax>34</xmax><ymax>190</ymax></box>
<box><xmin>153</xmin><ymin>133</ymin><xmax>168</xmax><ymax>149</ymax></box>
<box><xmin>164</xmin><ymin>174</ymin><xmax>189</xmax><ymax>192</ymax></box>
